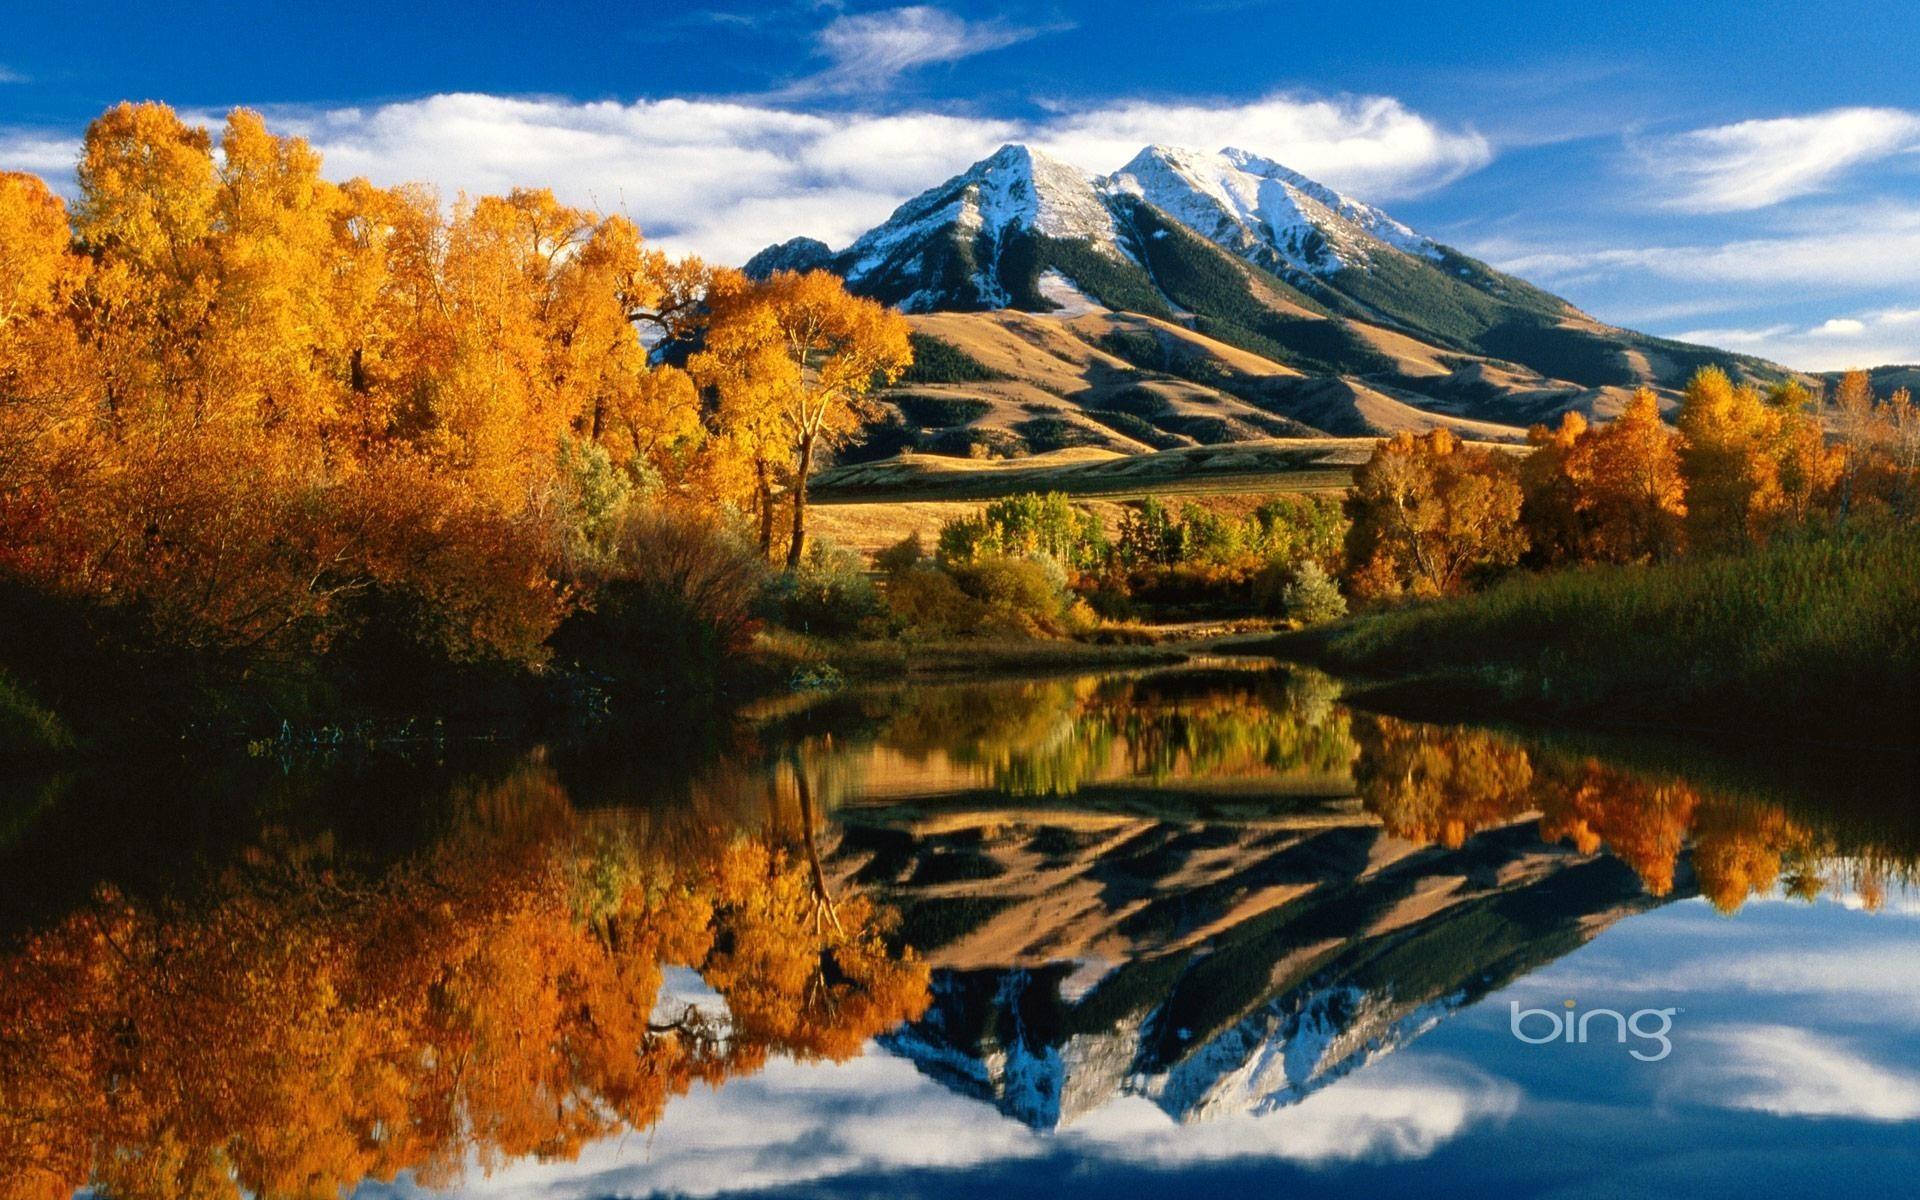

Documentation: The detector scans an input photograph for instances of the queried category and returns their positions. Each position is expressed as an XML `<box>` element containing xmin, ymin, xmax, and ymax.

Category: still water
<box><xmin>3</xmin><ymin>663</ymin><xmax>1916</xmax><ymax>1198</ymax></box>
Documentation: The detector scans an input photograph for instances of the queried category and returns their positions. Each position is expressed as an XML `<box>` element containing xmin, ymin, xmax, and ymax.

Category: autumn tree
<box><xmin>1521</xmin><ymin>390</ymin><xmax>1686</xmax><ymax>564</ymax></box>
<box><xmin>692</xmin><ymin>270</ymin><xmax>910</xmax><ymax>565</ymax></box>
<box><xmin>1831</xmin><ymin>370</ymin><xmax>1920</xmax><ymax>518</ymax></box>
<box><xmin>1344</xmin><ymin>428</ymin><xmax>1527</xmax><ymax>598</ymax></box>
<box><xmin>0</xmin><ymin>103</ymin><xmax>722</xmax><ymax>684</ymax></box>
<box><xmin>0</xmin><ymin>171</ymin><xmax>88</xmax><ymax>551</ymax></box>
<box><xmin>1676</xmin><ymin>367</ymin><xmax>1837</xmax><ymax>549</ymax></box>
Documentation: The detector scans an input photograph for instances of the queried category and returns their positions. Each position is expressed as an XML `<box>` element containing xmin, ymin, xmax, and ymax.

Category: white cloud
<box><xmin>1070</xmin><ymin>1056</ymin><xmax>1520</xmax><ymax>1166</ymax></box>
<box><xmin>1036</xmin><ymin>92</ymin><xmax>1491</xmax><ymax>199</ymax></box>
<box><xmin>0</xmin><ymin>65</ymin><xmax>28</xmax><ymax>84</ymax></box>
<box><xmin>1528</xmin><ymin>927</ymin><xmax>1920</xmax><ymax>1001</ymax></box>
<box><xmin>1489</xmin><ymin>219</ymin><xmax>1920</xmax><ymax>294</ymax></box>
<box><xmin>0</xmin><ymin>130</ymin><xmax>80</xmax><ymax>180</ymax></box>
<box><xmin>353</xmin><ymin>1048</ymin><xmax>1516</xmax><ymax>1198</ymax></box>
<box><xmin>807</xmin><ymin>6</ymin><xmax>1048</xmax><ymax>91</ymax></box>
<box><xmin>1677</xmin><ymin>308</ymin><xmax>1920</xmax><ymax>371</ymax></box>
<box><xmin>0</xmin><ymin>88</ymin><xmax>1480</xmax><ymax>265</ymax></box>
<box><xmin>1678</xmin><ymin>1025</ymin><xmax>1920</xmax><ymax>1121</ymax></box>
<box><xmin>266</xmin><ymin>93</ymin><xmax>1018</xmax><ymax>263</ymax></box>
<box><xmin>1638</xmin><ymin>106</ymin><xmax>1920</xmax><ymax>212</ymax></box>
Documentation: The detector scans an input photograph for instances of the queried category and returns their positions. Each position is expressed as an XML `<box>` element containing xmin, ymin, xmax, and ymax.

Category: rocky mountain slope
<box><xmin>747</xmin><ymin>142</ymin><xmax>1802</xmax><ymax>459</ymax></box>
<box><xmin>790</xmin><ymin>667</ymin><xmax>1680</xmax><ymax>1128</ymax></box>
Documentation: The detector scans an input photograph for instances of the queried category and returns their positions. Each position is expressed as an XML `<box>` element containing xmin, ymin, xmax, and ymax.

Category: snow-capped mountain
<box><xmin>746</xmin><ymin>141</ymin><xmax>1794</xmax><ymax>438</ymax></box>
<box><xmin>746</xmin><ymin>140</ymin><xmax>1456</xmax><ymax>309</ymax></box>
<box><xmin>764</xmin><ymin>143</ymin><xmax>1132</xmax><ymax>312</ymax></box>
<box><xmin>1106</xmin><ymin>145</ymin><xmax>1442</xmax><ymax>277</ymax></box>
<box><xmin>875</xmin><ymin>837</ymin><xmax>1673</xmax><ymax>1130</ymax></box>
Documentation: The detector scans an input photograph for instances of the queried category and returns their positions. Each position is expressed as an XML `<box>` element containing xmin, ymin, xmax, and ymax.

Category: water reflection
<box><xmin>0</xmin><ymin>758</ymin><xmax>929</xmax><ymax>1200</ymax></box>
<box><xmin>1</xmin><ymin>664</ymin><xmax>1914</xmax><ymax>1197</ymax></box>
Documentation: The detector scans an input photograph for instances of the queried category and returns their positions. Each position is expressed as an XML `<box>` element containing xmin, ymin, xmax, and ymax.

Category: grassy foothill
<box><xmin>1276</xmin><ymin>526</ymin><xmax>1920</xmax><ymax>742</ymax></box>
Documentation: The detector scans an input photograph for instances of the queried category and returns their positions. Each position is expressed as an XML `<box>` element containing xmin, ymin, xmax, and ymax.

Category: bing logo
<box><xmin>1510</xmin><ymin>998</ymin><xmax>1677</xmax><ymax>1061</ymax></box>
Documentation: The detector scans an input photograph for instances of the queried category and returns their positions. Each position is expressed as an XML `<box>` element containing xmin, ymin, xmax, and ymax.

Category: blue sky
<box><xmin>3</xmin><ymin>0</ymin><xmax>1918</xmax><ymax>369</ymax></box>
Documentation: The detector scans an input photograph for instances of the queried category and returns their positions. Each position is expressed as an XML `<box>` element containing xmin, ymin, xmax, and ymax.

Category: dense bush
<box><xmin>938</xmin><ymin>493</ymin><xmax>1109</xmax><ymax>571</ymax></box>
<box><xmin>897</xmin><ymin>333</ymin><xmax>1004</xmax><ymax>383</ymax></box>
<box><xmin>1276</xmin><ymin>561</ymin><xmax>1348</xmax><ymax>624</ymax></box>
<box><xmin>1097</xmin><ymin>385</ymin><xmax>1177</xmax><ymax>420</ymax></box>
<box><xmin>886</xmin><ymin>565</ymin><xmax>987</xmax><ymax>636</ymax></box>
<box><xmin>765</xmin><ymin>541</ymin><xmax>884</xmax><ymax>637</ymax></box>
<box><xmin>948</xmin><ymin>555</ymin><xmax>1089</xmax><ymax>637</ymax></box>
<box><xmin>555</xmin><ymin>507</ymin><xmax>769</xmax><ymax>696</ymax></box>
<box><xmin>1013</xmin><ymin>415</ymin><xmax>1110</xmax><ymax>453</ymax></box>
<box><xmin>1114</xmin><ymin>495</ymin><xmax>1346</xmax><ymax>575</ymax></box>
<box><xmin>894</xmin><ymin>394</ymin><xmax>994</xmax><ymax>428</ymax></box>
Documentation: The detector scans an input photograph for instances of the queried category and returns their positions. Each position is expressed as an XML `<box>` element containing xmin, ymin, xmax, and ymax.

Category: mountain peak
<box><xmin>828</xmin><ymin>141</ymin><xmax>1127</xmax><ymax>310</ymax></box>
<box><xmin>1106</xmin><ymin>144</ymin><xmax>1439</xmax><ymax>277</ymax></box>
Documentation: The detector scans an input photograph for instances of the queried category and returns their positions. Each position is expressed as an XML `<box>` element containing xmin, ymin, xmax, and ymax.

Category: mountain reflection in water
<box><xmin>1</xmin><ymin>663</ymin><xmax>1914</xmax><ymax>1198</ymax></box>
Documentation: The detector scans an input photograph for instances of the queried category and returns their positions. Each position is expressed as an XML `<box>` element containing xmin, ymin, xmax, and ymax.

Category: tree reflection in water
<box><xmin>2</xmin><ymin>665</ymin><xmax>1911</xmax><ymax>1198</ymax></box>
<box><xmin>0</xmin><ymin>756</ymin><xmax>929</xmax><ymax>1200</ymax></box>
<box><xmin>772</xmin><ymin>667</ymin><xmax>1914</xmax><ymax>916</ymax></box>
<box><xmin>1348</xmin><ymin>712</ymin><xmax>1911</xmax><ymax>912</ymax></box>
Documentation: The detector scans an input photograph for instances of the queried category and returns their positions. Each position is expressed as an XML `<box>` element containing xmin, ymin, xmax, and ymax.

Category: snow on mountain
<box><xmin>1153</xmin><ymin>984</ymin><xmax>1467</xmax><ymax>1123</ymax></box>
<box><xmin>836</xmin><ymin>143</ymin><xmax>1129</xmax><ymax>310</ymax></box>
<box><xmin>748</xmin><ymin>141</ymin><xmax>1459</xmax><ymax>316</ymax></box>
<box><xmin>881</xmin><ymin>970</ymin><xmax>1472</xmax><ymax>1131</ymax></box>
<box><xmin>1105</xmin><ymin>144</ymin><xmax>1441</xmax><ymax>277</ymax></box>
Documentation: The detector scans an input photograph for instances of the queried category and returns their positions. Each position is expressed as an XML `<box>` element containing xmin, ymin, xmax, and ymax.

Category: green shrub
<box><xmin>949</xmin><ymin>554</ymin><xmax>1081</xmax><ymax>637</ymax></box>
<box><xmin>1277</xmin><ymin>561</ymin><xmax>1348</xmax><ymax>624</ymax></box>
<box><xmin>886</xmin><ymin>565</ymin><xmax>987</xmax><ymax>636</ymax></box>
<box><xmin>767</xmin><ymin>541</ymin><xmax>884</xmax><ymax>637</ymax></box>
<box><xmin>555</xmin><ymin>434</ymin><xmax>636</xmax><ymax>566</ymax></box>
<box><xmin>938</xmin><ymin>493</ymin><xmax>1108</xmax><ymax>571</ymax></box>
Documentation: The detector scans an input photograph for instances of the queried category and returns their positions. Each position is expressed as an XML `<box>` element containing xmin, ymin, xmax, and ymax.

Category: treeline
<box><xmin>858</xmin><ymin>367</ymin><xmax>1920</xmax><ymax>655</ymax></box>
<box><xmin>0</xmin><ymin>103</ymin><xmax>908</xmax><ymax>746</ymax></box>
<box><xmin>1292</xmin><ymin>372</ymin><xmax>1920</xmax><ymax>738</ymax></box>
<box><xmin>1344</xmin><ymin>372</ymin><xmax>1918</xmax><ymax>599</ymax></box>
<box><xmin>783</xmin><ymin>491</ymin><xmax>1352</xmax><ymax>642</ymax></box>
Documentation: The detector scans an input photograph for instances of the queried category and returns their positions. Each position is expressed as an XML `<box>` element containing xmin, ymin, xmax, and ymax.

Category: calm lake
<box><xmin>4</xmin><ymin>662</ymin><xmax>1917</xmax><ymax>1198</ymax></box>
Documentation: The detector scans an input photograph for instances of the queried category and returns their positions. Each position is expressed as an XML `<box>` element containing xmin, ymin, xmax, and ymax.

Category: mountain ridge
<box><xmin>745</xmin><ymin>142</ymin><xmax>1801</xmax><ymax>455</ymax></box>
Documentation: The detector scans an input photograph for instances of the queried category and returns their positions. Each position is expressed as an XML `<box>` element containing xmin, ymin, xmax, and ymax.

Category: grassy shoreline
<box><xmin>1261</xmin><ymin>526</ymin><xmax>1920</xmax><ymax>745</ymax></box>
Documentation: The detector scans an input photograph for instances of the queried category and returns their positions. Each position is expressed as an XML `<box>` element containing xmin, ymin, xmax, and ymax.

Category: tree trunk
<box><xmin>755</xmin><ymin>458</ymin><xmax>775</xmax><ymax>557</ymax></box>
<box><xmin>786</xmin><ymin>434</ymin><xmax>814</xmax><ymax>568</ymax></box>
<box><xmin>792</xmin><ymin>757</ymin><xmax>841</xmax><ymax>934</ymax></box>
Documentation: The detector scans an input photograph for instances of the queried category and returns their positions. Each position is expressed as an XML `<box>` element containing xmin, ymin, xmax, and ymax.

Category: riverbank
<box><xmin>764</xmin><ymin>618</ymin><xmax>1283</xmax><ymax>683</ymax></box>
<box><xmin>1260</xmin><ymin>526</ymin><xmax>1920</xmax><ymax>745</ymax></box>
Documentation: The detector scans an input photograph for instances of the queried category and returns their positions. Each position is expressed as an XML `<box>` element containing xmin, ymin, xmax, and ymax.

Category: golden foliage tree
<box><xmin>1344</xmin><ymin>428</ymin><xmax>1527</xmax><ymax>598</ymax></box>
<box><xmin>1521</xmin><ymin>390</ymin><xmax>1687</xmax><ymax>564</ymax></box>
<box><xmin>0</xmin><ymin>103</ymin><xmax>726</xmax><ymax>672</ymax></box>
<box><xmin>1676</xmin><ymin>367</ymin><xmax>1837</xmax><ymax>550</ymax></box>
<box><xmin>692</xmin><ymin>270</ymin><xmax>911</xmax><ymax>565</ymax></box>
